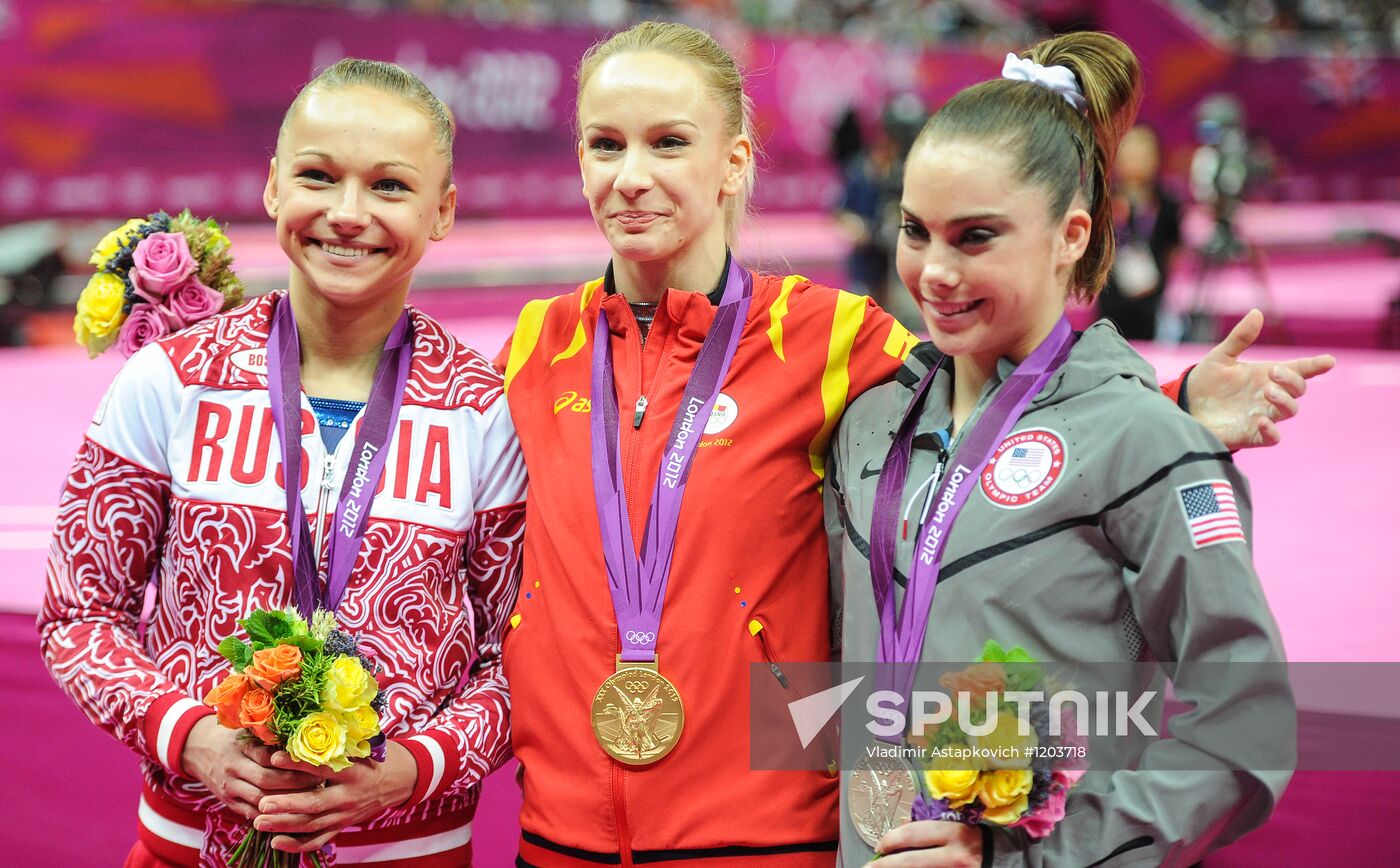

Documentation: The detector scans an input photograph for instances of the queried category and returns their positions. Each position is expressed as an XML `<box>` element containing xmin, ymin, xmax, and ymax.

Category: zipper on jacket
<box><xmin>750</xmin><ymin>618</ymin><xmax>840</xmax><ymax>775</ymax></box>
<box><xmin>611</xmin><ymin>297</ymin><xmax>658</xmax><ymax>867</ymax></box>
<box><xmin>608</xmin><ymin>296</ymin><xmax>685</xmax><ymax>862</ymax></box>
<box><xmin>617</xmin><ymin>299</ymin><xmax>674</xmax><ymax>526</ymax></box>
<box><xmin>750</xmin><ymin>619</ymin><xmax>791</xmax><ymax>688</ymax></box>
<box><xmin>311</xmin><ymin>450</ymin><xmax>336</xmax><ymax>578</ymax></box>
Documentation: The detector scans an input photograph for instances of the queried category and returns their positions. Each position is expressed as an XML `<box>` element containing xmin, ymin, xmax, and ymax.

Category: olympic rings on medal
<box><xmin>625</xmin><ymin>630</ymin><xmax>656</xmax><ymax>645</ymax></box>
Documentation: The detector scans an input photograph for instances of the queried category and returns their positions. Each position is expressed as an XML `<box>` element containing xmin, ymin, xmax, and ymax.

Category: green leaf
<box><xmin>218</xmin><ymin>637</ymin><xmax>252</xmax><ymax>671</ymax></box>
<box><xmin>239</xmin><ymin>609</ymin><xmax>278</xmax><ymax>645</ymax></box>
<box><xmin>263</xmin><ymin>610</ymin><xmax>297</xmax><ymax>641</ymax></box>
<box><xmin>283</xmin><ymin>633</ymin><xmax>324</xmax><ymax>654</ymax></box>
<box><xmin>979</xmin><ymin>639</ymin><xmax>1008</xmax><ymax>663</ymax></box>
<box><xmin>1002</xmin><ymin>645</ymin><xmax>1035</xmax><ymax>664</ymax></box>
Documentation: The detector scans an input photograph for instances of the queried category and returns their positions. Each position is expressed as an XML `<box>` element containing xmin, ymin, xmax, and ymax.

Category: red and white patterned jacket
<box><xmin>39</xmin><ymin>293</ymin><xmax>526</xmax><ymax>866</ymax></box>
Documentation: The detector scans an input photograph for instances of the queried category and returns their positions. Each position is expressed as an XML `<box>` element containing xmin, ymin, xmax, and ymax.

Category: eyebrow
<box><xmin>900</xmin><ymin>206</ymin><xmax>1010</xmax><ymax>225</ymax></box>
<box><xmin>583</xmin><ymin>119</ymin><xmax>701</xmax><ymax>133</ymax></box>
<box><xmin>293</xmin><ymin>150</ymin><xmax>420</xmax><ymax>173</ymax></box>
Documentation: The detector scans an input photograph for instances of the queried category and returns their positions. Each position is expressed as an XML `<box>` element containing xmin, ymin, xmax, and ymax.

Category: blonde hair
<box><xmin>576</xmin><ymin>22</ymin><xmax>756</xmax><ymax>243</ymax></box>
<box><xmin>915</xmin><ymin>32</ymin><xmax>1142</xmax><ymax>299</ymax></box>
<box><xmin>278</xmin><ymin>58</ymin><xmax>456</xmax><ymax>189</ymax></box>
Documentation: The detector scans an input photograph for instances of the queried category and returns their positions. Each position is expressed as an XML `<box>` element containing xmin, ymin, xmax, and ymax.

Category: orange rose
<box><xmin>939</xmin><ymin>662</ymin><xmax>1007</xmax><ymax>700</ymax></box>
<box><xmin>239</xmin><ymin>686</ymin><xmax>279</xmax><ymax>745</ymax></box>
<box><xmin>203</xmin><ymin>673</ymin><xmax>250</xmax><ymax>730</ymax></box>
<box><xmin>245</xmin><ymin>644</ymin><xmax>303</xmax><ymax>691</ymax></box>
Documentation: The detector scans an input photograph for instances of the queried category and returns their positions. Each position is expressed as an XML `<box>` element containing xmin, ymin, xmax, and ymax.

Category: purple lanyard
<box><xmin>869</xmin><ymin>316</ymin><xmax>1073</xmax><ymax>729</ymax></box>
<box><xmin>590</xmin><ymin>260</ymin><xmax>753</xmax><ymax>662</ymax></box>
<box><xmin>266</xmin><ymin>296</ymin><xmax>415</xmax><ymax>619</ymax></box>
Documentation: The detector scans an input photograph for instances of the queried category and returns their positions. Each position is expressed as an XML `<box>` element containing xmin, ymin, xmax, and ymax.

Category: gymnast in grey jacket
<box><xmin>825</xmin><ymin>32</ymin><xmax>1294</xmax><ymax>868</ymax></box>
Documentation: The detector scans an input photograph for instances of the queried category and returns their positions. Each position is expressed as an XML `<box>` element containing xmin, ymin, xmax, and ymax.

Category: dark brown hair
<box><xmin>915</xmin><ymin>32</ymin><xmax>1143</xmax><ymax>299</ymax></box>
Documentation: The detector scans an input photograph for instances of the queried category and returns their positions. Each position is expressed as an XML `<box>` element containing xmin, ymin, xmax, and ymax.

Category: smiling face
<box><xmin>264</xmin><ymin>86</ymin><xmax>456</xmax><ymax>310</ymax></box>
<box><xmin>895</xmin><ymin>141</ymin><xmax>1090</xmax><ymax>367</ymax></box>
<box><xmin>577</xmin><ymin>51</ymin><xmax>750</xmax><ymax>272</ymax></box>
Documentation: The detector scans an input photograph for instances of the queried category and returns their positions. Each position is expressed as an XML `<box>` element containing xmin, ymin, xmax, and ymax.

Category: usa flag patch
<box><xmin>1177</xmin><ymin>480</ymin><xmax>1246</xmax><ymax>548</ymax></box>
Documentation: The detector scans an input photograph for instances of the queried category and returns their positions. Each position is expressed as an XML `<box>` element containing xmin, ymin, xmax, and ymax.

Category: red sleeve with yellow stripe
<box><xmin>758</xmin><ymin>278</ymin><xmax>915</xmax><ymax>485</ymax></box>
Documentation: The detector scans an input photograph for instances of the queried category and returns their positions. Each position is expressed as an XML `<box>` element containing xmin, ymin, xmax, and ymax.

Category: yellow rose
<box><xmin>968</xmin><ymin>704</ymin><xmax>1038</xmax><ymax>770</ymax></box>
<box><xmin>923</xmin><ymin>768</ymin><xmax>981</xmax><ymax>809</ymax></box>
<box><xmin>977</xmin><ymin>768</ymin><xmax>1034</xmax><ymax>825</ymax></box>
<box><xmin>341</xmin><ymin>704</ymin><xmax>381</xmax><ymax>742</ymax></box>
<box><xmin>322</xmin><ymin>656</ymin><xmax>377</xmax><ymax>712</ymax></box>
<box><xmin>286</xmin><ymin>711</ymin><xmax>350</xmax><ymax>771</ymax></box>
<box><xmin>74</xmin><ymin>272</ymin><xmax>128</xmax><ymax>355</ymax></box>
<box><xmin>89</xmin><ymin>218</ymin><xmax>145</xmax><ymax>267</ymax></box>
<box><xmin>340</xmin><ymin>705</ymin><xmax>380</xmax><ymax>759</ymax></box>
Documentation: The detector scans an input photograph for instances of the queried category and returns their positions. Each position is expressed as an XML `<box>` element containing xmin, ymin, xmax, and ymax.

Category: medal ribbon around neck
<box><xmin>869</xmin><ymin>316</ymin><xmax>1073</xmax><ymax>739</ymax></box>
<box><xmin>267</xmin><ymin>295</ymin><xmax>415</xmax><ymax>620</ymax></box>
<box><xmin>590</xmin><ymin>258</ymin><xmax>753</xmax><ymax>662</ymax></box>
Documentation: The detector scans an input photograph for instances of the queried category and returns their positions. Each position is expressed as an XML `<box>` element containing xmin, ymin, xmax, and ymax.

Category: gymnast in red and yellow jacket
<box><xmin>497</xmin><ymin>261</ymin><xmax>914</xmax><ymax>865</ymax></box>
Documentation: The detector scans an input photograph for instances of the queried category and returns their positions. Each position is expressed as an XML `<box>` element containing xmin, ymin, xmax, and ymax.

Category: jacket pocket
<box><xmin>748</xmin><ymin>616</ymin><xmax>839</xmax><ymax>776</ymax></box>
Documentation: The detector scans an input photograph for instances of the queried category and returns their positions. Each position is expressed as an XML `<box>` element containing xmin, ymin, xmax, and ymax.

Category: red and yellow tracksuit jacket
<box><xmin>496</xmin><ymin>268</ymin><xmax>916</xmax><ymax>866</ymax></box>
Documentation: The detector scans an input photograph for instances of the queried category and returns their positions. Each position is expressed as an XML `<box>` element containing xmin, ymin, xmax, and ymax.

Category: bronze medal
<box><xmin>849</xmin><ymin>753</ymin><xmax>918</xmax><ymax>849</ymax></box>
<box><xmin>590</xmin><ymin>656</ymin><xmax>685</xmax><ymax>765</ymax></box>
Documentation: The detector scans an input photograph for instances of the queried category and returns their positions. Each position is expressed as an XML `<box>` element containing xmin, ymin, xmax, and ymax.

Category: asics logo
<box><xmin>625</xmin><ymin>630</ymin><xmax>656</xmax><ymax>645</ymax></box>
<box><xmin>554</xmin><ymin>390</ymin><xmax>592</xmax><ymax>415</ymax></box>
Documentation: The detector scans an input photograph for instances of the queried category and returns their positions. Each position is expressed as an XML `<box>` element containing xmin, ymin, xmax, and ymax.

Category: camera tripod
<box><xmin>1183</xmin><ymin>212</ymin><xmax>1291</xmax><ymax>344</ymax></box>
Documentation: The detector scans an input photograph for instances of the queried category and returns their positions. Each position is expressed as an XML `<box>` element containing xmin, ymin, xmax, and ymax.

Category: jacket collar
<box><xmin>601</xmin><ymin>250</ymin><xmax>734</xmax><ymax>306</ymax></box>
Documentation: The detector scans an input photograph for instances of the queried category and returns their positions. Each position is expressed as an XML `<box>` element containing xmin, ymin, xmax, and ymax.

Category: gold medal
<box><xmin>590</xmin><ymin>656</ymin><xmax>685</xmax><ymax>765</ymax></box>
<box><xmin>849</xmin><ymin>753</ymin><xmax>918</xmax><ymax>849</ymax></box>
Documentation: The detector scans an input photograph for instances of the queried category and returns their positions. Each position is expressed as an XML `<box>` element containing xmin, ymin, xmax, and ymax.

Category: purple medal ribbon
<box><xmin>590</xmin><ymin>259</ymin><xmax>753</xmax><ymax>662</ymax></box>
<box><xmin>266</xmin><ymin>296</ymin><xmax>415</xmax><ymax>619</ymax></box>
<box><xmin>869</xmin><ymin>316</ymin><xmax>1073</xmax><ymax>738</ymax></box>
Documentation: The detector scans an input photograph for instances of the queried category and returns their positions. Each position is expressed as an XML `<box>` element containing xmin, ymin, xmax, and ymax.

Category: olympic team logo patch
<box><xmin>230</xmin><ymin>348</ymin><xmax>269</xmax><ymax>376</ymax></box>
<box><xmin>704</xmin><ymin>392</ymin><xmax>739</xmax><ymax>435</ymax></box>
<box><xmin>980</xmin><ymin>428</ymin><xmax>1066</xmax><ymax>509</ymax></box>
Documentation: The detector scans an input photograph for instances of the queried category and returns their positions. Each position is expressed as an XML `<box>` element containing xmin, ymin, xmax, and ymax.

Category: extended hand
<box><xmin>255</xmin><ymin>740</ymin><xmax>418</xmax><ymax>853</ymax></box>
<box><xmin>1187</xmin><ymin>309</ymin><xmax>1335</xmax><ymax>449</ymax></box>
<box><xmin>868</xmin><ymin>820</ymin><xmax>983</xmax><ymax>867</ymax></box>
<box><xmin>180</xmin><ymin>716</ymin><xmax>323</xmax><ymax>821</ymax></box>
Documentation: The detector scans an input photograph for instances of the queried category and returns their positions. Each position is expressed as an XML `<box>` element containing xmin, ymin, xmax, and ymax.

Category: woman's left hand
<box><xmin>1186</xmin><ymin>309</ymin><xmax>1335</xmax><ymax>449</ymax></box>
<box><xmin>866</xmin><ymin>820</ymin><xmax>983</xmax><ymax>867</ymax></box>
<box><xmin>254</xmin><ymin>740</ymin><xmax>419</xmax><ymax>853</ymax></box>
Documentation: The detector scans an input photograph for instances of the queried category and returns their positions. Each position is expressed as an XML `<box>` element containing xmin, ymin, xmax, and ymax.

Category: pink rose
<box><xmin>161</xmin><ymin>276</ymin><xmax>224</xmax><ymax>329</ymax></box>
<box><xmin>1011</xmin><ymin>780</ymin><xmax>1070</xmax><ymax>838</ymax></box>
<box><xmin>116</xmin><ymin>304</ymin><xmax>170</xmax><ymax>357</ymax></box>
<box><xmin>130</xmin><ymin>232</ymin><xmax>196</xmax><ymax>301</ymax></box>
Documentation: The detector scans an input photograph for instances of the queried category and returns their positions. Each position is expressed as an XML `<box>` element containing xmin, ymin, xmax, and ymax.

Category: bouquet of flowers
<box><xmin>911</xmin><ymin>641</ymin><xmax>1087</xmax><ymax>838</ymax></box>
<box><xmin>204</xmin><ymin>608</ymin><xmax>387</xmax><ymax>867</ymax></box>
<box><xmin>75</xmin><ymin>209</ymin><xmax>244</xmax><ymax>358</ymax></box>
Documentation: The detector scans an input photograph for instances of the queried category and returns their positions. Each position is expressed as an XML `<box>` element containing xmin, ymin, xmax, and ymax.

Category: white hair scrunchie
<box><xmin>1001</xmin><ymin>53</ymin><xmax>1088</xmax><ymax>114</ymax></box>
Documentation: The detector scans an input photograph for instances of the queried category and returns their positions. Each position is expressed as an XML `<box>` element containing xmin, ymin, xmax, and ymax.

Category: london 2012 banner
<box><xmin>1</xmin><ymin>0</ymin><xmax>1395</xmax><ymax>221</ymax></box>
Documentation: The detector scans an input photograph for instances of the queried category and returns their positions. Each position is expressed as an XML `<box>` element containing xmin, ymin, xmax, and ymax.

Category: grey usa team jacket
<box><xmin>826</xmin><ymin>321</ymin><xmax>1294</xmax><ymax>867</ymax></box>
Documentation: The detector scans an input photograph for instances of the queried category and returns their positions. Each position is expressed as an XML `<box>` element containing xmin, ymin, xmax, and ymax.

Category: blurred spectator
<box><xmin>232</xmin><ymin>0</ymin><xmax>1048</xmax><ymax>42</ymax></box>
<box><xmin>1098</xmin><ymin>125</ymin><xmax>1183</xmax><ymax>342</ymax></box>
<box><xmin>831</xmin><ymin>107</ymin><xmax>898</xmax><ymax>303</ymax></box>
<box><xmin>1193</xmin><ymin>0</ymin><xmax>1396</xmax><ymax>55</ymax></box>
